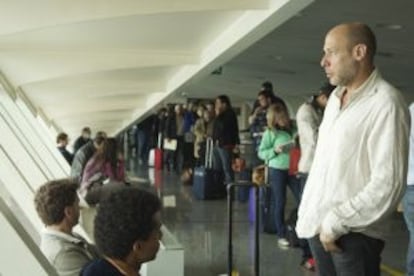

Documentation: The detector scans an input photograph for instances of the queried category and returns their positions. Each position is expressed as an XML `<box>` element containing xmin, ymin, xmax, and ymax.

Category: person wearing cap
<box><xmin>294</xmin><ymin>82</ymin><xmax>335</xmax><ymax>270</ymax></box>
<box><xmin>251</xmin><ymin>81</ymin><xmax>287</xmax><ymax>112</ymax></box>
<box><xmin>249</xmin><ymin>82</ymin><xmax>288</xmax><ymax>155</ymax></box>
<box><xmin>261</xmin><ymin>81</ymin><xmax>287</xmax><ymax>109</ymax></box>
<box><xmin>249</xmin><ymin>90</ymin><xmax>273</xmax><ymax>153</ymax></box>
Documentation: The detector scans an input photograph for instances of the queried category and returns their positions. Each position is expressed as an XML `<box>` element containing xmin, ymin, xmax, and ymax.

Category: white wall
<box><xmin>0</xmin><ymin>195</ymin><xmax>58</xmax><ymax>276</ymax></box>
<box><xmin>0</xmin><ymin>84</ymin><xmax>89</xmax><ymax>275</ymax></box>
<box><xmin>0</xmin><ymin>84</ymin><xmax>184</xmax><ymax>276</ymax></box>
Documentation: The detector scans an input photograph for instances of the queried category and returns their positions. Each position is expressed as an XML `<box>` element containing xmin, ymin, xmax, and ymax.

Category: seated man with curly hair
<box><xmin>34</xmin><ymin>179</ymin><xmax>99</xmax><ymax>276</ymax></box>
<box><xmin>81</xmin><ymin>187</ymin><xmax>162</xmax><ymax>276</ymax></box>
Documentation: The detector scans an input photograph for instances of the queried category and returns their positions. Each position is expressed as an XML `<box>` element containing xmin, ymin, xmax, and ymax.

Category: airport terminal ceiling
<box><xmin>0</xmin><ymin>0</ymin><xmax>412</xmax><ymax>138</ymax></box>
<box><xmin>186</xmin><ymin>0</ymin><xmax>414</xmax><ymax>109</ymax></box>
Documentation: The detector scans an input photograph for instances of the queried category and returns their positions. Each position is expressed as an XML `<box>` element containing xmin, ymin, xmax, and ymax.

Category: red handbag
<box><xmin>288</xmin><ymin>147</ymin><xmax>301</xmax><ymax>176</ymax></box>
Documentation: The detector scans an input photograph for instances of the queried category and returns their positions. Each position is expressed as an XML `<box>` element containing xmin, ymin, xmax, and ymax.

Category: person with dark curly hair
<box><xmin>34</xmin><ymin>179</ymin><xmax>99</xmax><ymax>276</ymax></box>
<box><xmin>81</xmin><ymin>187</ymin><xmax>162</xmax><ymax>276</ymax></box>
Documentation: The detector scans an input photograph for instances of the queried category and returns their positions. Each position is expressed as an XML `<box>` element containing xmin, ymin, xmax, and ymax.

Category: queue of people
<box><xmin>54</xmin><ymin>128</ymin><xmax>128</xmax><ymax>206</ymax></box>
<box><xmin>44</xmin><ymin>21</ymin><xmax>413</xmax><ymax>276</ymax></box>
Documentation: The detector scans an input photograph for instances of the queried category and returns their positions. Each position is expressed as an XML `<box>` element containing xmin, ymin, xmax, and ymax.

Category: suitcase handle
<box><xmin>227</xmin><ymin>183</ymin><xmax>260</xmax><ymax>276</ymax></box>
<box><xmin>204</xmin><ymin>137</ymin><xmax>214</xmax><ymax>169</ymax></box>
<box><xmin>157</xmin><ymin>132</ymin><xmax>162</xmax><ymax>149</ymax></box>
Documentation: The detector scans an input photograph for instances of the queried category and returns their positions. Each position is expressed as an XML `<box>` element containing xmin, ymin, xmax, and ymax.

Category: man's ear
<box><xmin>132</xmin><ymin>240</ymin><xmax>143</xmax><ymax>252</ymax></box>
<box><xmin>353</xmin><ymin>44</ymin><xmax>367</xmax><ymax>61</ymax></box>
<box><xmin>64</xmin><ymin>206</ymin><xmax>72</xmax><ymax>219</ymax></box>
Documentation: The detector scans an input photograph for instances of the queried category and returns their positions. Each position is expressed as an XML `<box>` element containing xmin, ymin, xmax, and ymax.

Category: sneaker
<box><xmin>278</xmin><ymin>238</ymin><xmax>290</xmax><ymax>247</ymax></box>
<box><xmin>301</xmin><ymin>257</ymin><xmax>315</xmax><ymax>271</ymax></box>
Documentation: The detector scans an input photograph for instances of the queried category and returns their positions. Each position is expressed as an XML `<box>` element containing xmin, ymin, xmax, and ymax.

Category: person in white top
<box><xmin>295</xmin><ymin>82</ymin><xmax>335</xmax><ymax>270</ymax></box>
<box><xmin>296</xmin><ymin>22</ymin><xmax>409</xmax><ymax>276</ymax></box>
<box><xmin>404</xmin><ymin>103</ymin><xmax>414</xmax><ymax>276</ymax></box>
<box><xmin>296</xmin><ymin>82</ymin><xmax>335</xmax><ymax>190</ymax></box>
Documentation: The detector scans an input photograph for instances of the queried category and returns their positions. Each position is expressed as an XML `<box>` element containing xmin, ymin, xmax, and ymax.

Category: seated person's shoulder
<box><xmin>53</xmin><ymin>248</ymin><xmax>93</xmax><ymax>275</ymax></box>
<box><xmin>81</xmin><ymin>259</ymin><xmax>123</xmax><ymax>276</ymax></box>
<box><xmin>41</xmin><ymin>231</ymin><xmax>97</xmax><ymax>274</ymax></box>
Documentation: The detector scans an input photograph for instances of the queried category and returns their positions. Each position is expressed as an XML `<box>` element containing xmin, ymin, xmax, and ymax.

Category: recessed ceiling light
<box><xmin>376</xmin><ymin>23</ymin><xmax>403</xmax><ymax>30</ymax></box>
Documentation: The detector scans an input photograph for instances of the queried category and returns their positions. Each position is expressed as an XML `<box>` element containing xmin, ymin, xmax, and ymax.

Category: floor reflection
<box><xmin>128</xmin><ymin>160</ymin><xmax>407</xmax><ymax>276</ymax></box>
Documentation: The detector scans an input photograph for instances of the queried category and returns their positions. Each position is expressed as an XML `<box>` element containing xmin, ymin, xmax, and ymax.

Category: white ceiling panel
<box><xmin>53</xmin><ymin>109</ymin><xmax>133</xmax><ymax>120</ymax></box>
<box><xmin>0</xmin><ymin>11</ymin><xmax>244</xmax><ymax>52</ymax></box>
<box><xmin>40</xmin><ymin>97</ymin><xmax>145</xmax><ymax>116</ymax></box>
<box><xmin>186</xmin><ymin>0</ymin><xmax>414</xmax><ymax>108</ymax></box>
<box><xmin>0</xmin><ymin>0</ymin><xmax>267</xmax><ymax>35</ymax></box>
<box><xmin>0</xmin><ymin>0</ymin><xmax>314</xmax><ymax>138</ymax></box>
<box><xmin>0</xmin><ymin>50</ymin><xmax>196</xmax><ymax>86</ymax></box>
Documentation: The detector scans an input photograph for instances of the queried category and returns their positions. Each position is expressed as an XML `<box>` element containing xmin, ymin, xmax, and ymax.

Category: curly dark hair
<box><xmin>94</xmin><ymin>187</ymin><xmax>161</xmax><ymax>259</ymax></box>
<box><xmin>34</xmin><ymin>179</ymin><xmax>78</xmax><ymax>225</ymax></box>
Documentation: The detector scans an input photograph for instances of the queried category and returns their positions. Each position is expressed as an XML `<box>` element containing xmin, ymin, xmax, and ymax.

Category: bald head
<box><xmin>321</xmin><ymin>22</ymin><xmax>376</xmax><ymax>87</ymax></box>
<box><xmin>328</xmin><ymin>23</ymin><xmax>376</xmax><ymax>63</ymax></box>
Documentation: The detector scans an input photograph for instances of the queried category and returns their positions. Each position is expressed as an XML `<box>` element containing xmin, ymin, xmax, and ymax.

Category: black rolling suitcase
<box><xmin>192</xmin><ymin>138</ymin><xmax>226</xmax><ymax>200</ymax></box>
<box><xmin>227</xmin><ymin>183</ymin><xmax>260</xmax><ymax>276</ymax></box>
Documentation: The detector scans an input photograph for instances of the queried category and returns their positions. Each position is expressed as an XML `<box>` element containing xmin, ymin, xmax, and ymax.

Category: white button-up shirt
<box><xmin>296</xmin><ymin>69</ymin><xmax>409</xmax><ymax>240</ymax></box>
<box><xmin>407</xmin><ymin>103</ymin><xmax>414</xmax><ymax>186</ymax></box>
<box><xmin>296</xmin><ymin>102</ymin><xmax>323</xmax><ymax>173</ymax></box>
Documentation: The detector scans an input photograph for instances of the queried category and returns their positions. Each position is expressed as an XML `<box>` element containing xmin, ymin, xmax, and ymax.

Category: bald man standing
<box><xmin>296</xmin><ymin>23</ymin><xmax>409</xmax><ymax>276</ymax></box>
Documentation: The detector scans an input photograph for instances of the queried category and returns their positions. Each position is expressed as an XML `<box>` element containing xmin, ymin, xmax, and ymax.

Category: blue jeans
<box><xmin>404</xmin><ymin>185</ymin><xmax>414</xmax><ymax>276</ymax></box>
<box><xmin>136</xmin><ymin>129</ymin><xmax>148</xmax><ymax>162</ymax></box>
<box><xmin>288</xmin><ymin>175</ymin><xmax>301</xmax><ymax>206</ymax></box>
<box><xmin>268</xmin><ymin>168</ymin><xmax>289</xmax><ymax>238</ymax></box>
<box><xmin>308</xmin><ymin>233</ymin><xmax>384</xmax><ymax>276</ymax></box>
<box><xmin>214</xmin><ymin>147</ymin><xmax>234</xmax><ymax>184</ymax></box>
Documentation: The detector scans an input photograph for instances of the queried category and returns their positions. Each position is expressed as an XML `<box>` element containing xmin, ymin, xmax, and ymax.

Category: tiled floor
<box><xmin>128</xmin><ymin>161</ymin><xmax>408</xmax><ymax>276</ymax></box>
